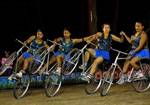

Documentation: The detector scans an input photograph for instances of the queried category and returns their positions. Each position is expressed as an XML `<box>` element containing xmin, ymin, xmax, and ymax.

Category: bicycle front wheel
<box><xmin>85</xmin><ymin>76</ymin><xmax>102</xmax><ymax>94</ymax></box>
<box><xmin>44</xmin><ymin>72</ymin><xmax>62</xmax><ymax>97</ymax></box>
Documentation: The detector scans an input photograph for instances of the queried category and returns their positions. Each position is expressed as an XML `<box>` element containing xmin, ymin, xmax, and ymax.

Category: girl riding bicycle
<box><xmin>117</xmin><ymin>21</ymin><xmax>150</xmax><ymax>84</ymax></box>
<box><xmin>42</xmin><ymin>27</ymin><xmax>84</xmax><ymax>77</ymax></box>
<box><xmin>80</xmin><ymin>23</ymin><xmax>124</xmax><ymax>82</ymax></box>
<box><xmin>15</xmin><ymin>29</ymin><xmax>50</xmax><ymax>78</ymax></box>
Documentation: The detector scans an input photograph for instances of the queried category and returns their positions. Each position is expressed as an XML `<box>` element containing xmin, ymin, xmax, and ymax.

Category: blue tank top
<box><xmin>97</xmin><ymin>34</ymin><xmax>112</xmax><ymax>51</ymax></box>
<box><xmin>131</xmin><ymin>32</ymin><xmax>148</xmax><ymax>50</ymax></box>
<box><xmin>58</xmin><ymin>38</ymin><xmax>73</xmax><ymax>54</ymax></box>
<box><xmin>29</xmin><ymin>39</ymin><xmax>46</xmax><ymax>54</ymax></box>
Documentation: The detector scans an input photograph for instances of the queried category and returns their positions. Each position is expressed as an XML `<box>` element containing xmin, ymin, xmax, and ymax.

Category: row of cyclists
<box><xmin>6</xmin><ymin>21</ymin><xmax>150</xmax><ymax>98</ymax></box>
<box><xmin>14</xmin><ymin>21</ymin><xmax>149</xmax><ymax>79</ymax></box>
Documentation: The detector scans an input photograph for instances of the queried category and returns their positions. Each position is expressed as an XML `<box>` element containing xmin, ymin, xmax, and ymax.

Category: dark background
<box><xmin>0</xmin><ymin>0</ymin><xmax>150</xmax><ymax>55</ymax></box>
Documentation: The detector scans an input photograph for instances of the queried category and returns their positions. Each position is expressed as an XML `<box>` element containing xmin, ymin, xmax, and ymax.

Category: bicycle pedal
<box><xmin>105</xmin><ymin>80</ymin><xmax>113</xmax><ymax>84</ymax></box>
<box><xmin>42</xmin><ymin>72</ymin><xmax>49</xmax><ymax>75</ymax></box>
<box><xmin>80</xmin><ymin>72</ymin><xmax>86</xmax><ymax>76</ymax></box>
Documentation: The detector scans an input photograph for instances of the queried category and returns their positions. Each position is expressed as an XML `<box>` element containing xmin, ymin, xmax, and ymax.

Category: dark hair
<box><xmin>64</xmin><ymin>27</ymin><xmax>71</xmax><ymax>30</ymax></box>
<box><xmin>64</xmin><ymin>27</ymin><xmax>71</xmax><ymax>33</ymax></box>
<box><xmin>37</xmin><ymin>29</ymin><xmax>42</xmax><ymax>32</ymax></box>
<box><xmin>135</xmin><ymin>21</ymin><xmax>144</xmax><ymax>26</ymax></box>
<box><xmin>101</xmin><ymin>23</ymin><xmax>111</xmax><ymax>29</ymax></box>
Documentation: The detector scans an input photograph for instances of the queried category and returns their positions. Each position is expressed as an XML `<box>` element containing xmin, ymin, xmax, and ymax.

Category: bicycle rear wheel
<box><xmin>132</xmin><ymin>63</ymin><xmax>150</xmax><ymax>92</ymax></box>
<box><xmin>85</xmin><ymin>73</ymin><xmax>102</xmax><ymax>94</ymax></box>
<box><xmin>13</xmin><ymin>75</ymin><xmax>31</xmax><ymax>99</ymax></box>
<box><xmin>100</xmin><ymin>67</ymin><xmax>114</xmax><ymax>96</ymax></box>
<box><xmin>44</xmin><ymin>71</ymin><xmax>62</xmax><ymax>97</ymax></box>
<box><xmin>13</xmin><ymin>56</ymin><xmax>34</xmax><ymax>99</ymax></box>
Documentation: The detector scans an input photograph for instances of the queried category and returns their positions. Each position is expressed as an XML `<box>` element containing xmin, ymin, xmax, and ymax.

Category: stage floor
<box><xmin>0</xmin><ymin>83</ymin><xmax>150</xmax><ymax>105</ymax></box>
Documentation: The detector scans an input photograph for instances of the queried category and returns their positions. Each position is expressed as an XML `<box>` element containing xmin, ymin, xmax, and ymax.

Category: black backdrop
<box><xmin>0</xmin><ymin>0</ymin><xmax>150</xmax><ymax>56</ymax></box>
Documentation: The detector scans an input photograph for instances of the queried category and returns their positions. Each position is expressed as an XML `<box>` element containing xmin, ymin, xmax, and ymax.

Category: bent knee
<box><xmin>87</xmin><ymin>48</ymin><xmax>95</xmax><ymax>56</ymax></box>
<box><xmin>94</xmin><ymin>57</ymin><xmax>104</xmax><ymax>64</ymax></box>
<box><xmin>130</xmin><ymin>60</ymin><xmax>136</xmax><ymax>66</ymax></box>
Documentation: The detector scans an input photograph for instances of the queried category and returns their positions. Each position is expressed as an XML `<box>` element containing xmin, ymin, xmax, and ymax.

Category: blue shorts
<box><xmin>54</xmin><ymin>51</ymin><xmax>70</xmax><ymax>61</ymax></box>
<box><xmin>130</xmin><ymin>49</ymin><xmax>150</xmax><ymax>59</ymax></box>
<box><xmin>22</xmin><ymin>52</ymin><xmax>32</xmax><ymax>59</ymax></box>
<box><xmin>95</xmin><ymin>49</ymin><xmax>110</xmax><ymax>60</ymax></box>
<box><xmin>22</xmin><ymin>52</ymin><xmax>41</xmax><ymax>64</ymax></box>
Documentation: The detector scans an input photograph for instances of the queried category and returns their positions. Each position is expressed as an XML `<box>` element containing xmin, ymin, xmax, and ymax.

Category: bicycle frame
<box><xmin>109</xmin><ymin>48</ymin><xmax>128</xmax><ymax>78</ymax></box>
<box><xmin>110</xmin><ymin>48</ymin><xmax>148</xmax><ymax>83</ymax></box>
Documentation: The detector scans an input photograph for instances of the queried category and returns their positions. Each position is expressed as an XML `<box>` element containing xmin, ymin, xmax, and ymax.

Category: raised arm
<box><xmin>46</xmin><ymin>37</ymin><xmax>61</xmax><ymax>52</ymax></box>
<box><xmin>111</xmin><ymin>33</ymin><xmax>124</xmax><ymax>43</ymax></box>
<box><xmin>54</xmin><ymin>37</ymin><xmax>61</xmax><ymax>43</ymax></box>
<box><xmin>72</xmin><ymin>38</ymin><xmax>83</xmax><ymax>44</ymax></box>
<box><xmin>24</xmin><ymin>35</ymin><xmax>35</xmax><ymax>44</ymax></box>
<box><xmin>120</xmin><ymin>31</ymin><xmax>132</xmax><ymax>43</ymax></box>
<box><xmin>83</xmin><ymin>32</ymin><xmax>102</xmax><ymax>42</ymax></box>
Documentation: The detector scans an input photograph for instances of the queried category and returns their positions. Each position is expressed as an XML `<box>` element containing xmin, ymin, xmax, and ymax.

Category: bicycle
<box><xmin>82</xmin><ymin>41</ymin><xmax>111</xmax><ymax>94</ymax></box>
<box><xmin>100</xmin><ymin>48</ymin><xmax>150</xmax><ymax>96</ymax></box>
<box><xmin>44</xmin><ymin>40</ymin><xmax>94</xmax><ymax>97</ymax></box>
<box><xmin>0</xmin><ymin>46</ymin><xmax>24</xmax><ymax>76</ymax></box>
<box><xmin>12</xmin><ymin>39</ymin><xmax>52</xmax><ymax>99</ymax></box>
<box><xmin>84</xmin><ymin>61</ymin><xmax>111</xmax><ymax>94</ymax></box>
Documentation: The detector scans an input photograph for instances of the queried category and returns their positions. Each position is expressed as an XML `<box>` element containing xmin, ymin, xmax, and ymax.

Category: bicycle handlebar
<box><xmin>47</xmin><ymin>39</ymin><xmax>62</xmax><ymax>47</ymax></box>
<box><xmin>16</xmin><ymin>39</ymin><xmax>31</xmax><ymax>50</ymax></box>
<box><xmin>85</xmin><ymin>41</ymin><xmax>97</xmax><ymax>47</ymax></box>
<box><xmin>16</xmin><ymin>46</ymin><xmax>24</xmax><ymax>55</ymax></box>
<box><xmin>111</xmin><ymin>48</ymin><xmax>128</xmax><ymax>55</ymax></box>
